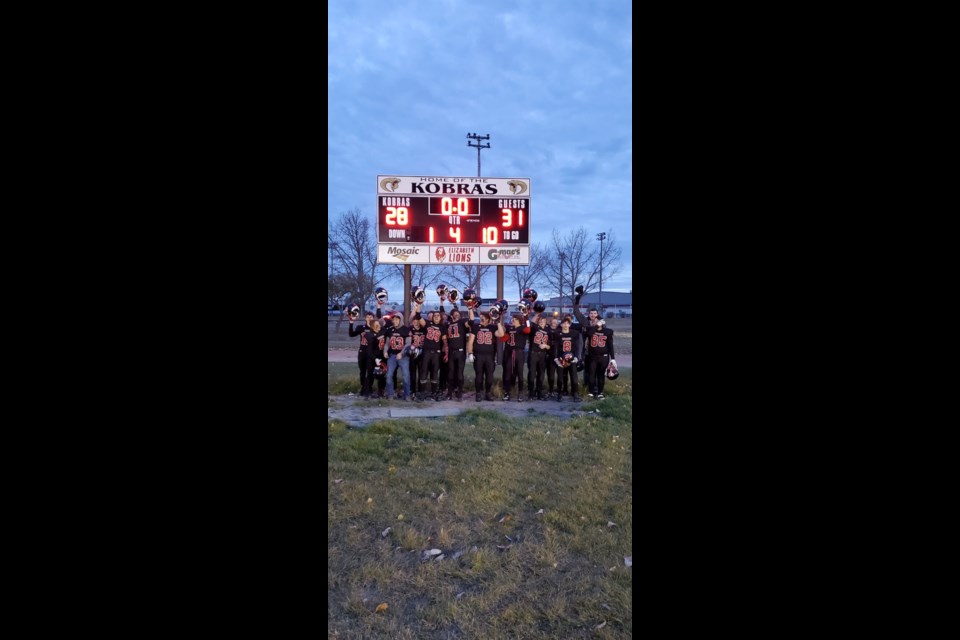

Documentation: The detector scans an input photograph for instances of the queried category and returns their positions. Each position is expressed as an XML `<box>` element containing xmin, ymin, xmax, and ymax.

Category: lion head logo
<box><xmin>507</xmin><ymin>180</ymin><xmax>527</xmax><ymax>195</ymax></box>
<box><xmin>380</xmin><ymin>177</ymin><xmax>401</xmax><ymax>192</ymax></box>
<box><xmin>435</xmin><ymin>247</ymin><xmax>446</xmax><ymax>262</ymax></box>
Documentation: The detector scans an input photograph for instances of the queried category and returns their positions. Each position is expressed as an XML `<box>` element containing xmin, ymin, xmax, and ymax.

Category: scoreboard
<box><xmin>376</xmin><ymin>175</ymin><xmax>531</xmax><ymax>265</ymax></box>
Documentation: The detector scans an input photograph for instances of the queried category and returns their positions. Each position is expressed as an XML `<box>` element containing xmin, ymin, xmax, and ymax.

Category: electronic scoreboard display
<box><xmin>378</xmin><ymin>195</ymin><xmax>529</xmax><ymax>244</ymax></box>
<box><xmin>376</xmin><ymin>176</ymin><xmax>531</xmax><ymax>265</ymax></box>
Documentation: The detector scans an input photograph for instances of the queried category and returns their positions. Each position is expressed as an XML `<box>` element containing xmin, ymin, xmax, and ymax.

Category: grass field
<box><xmin>328</xmin><ymin>366</ymin><xmax>634</xmax><ymax>638</ymax></box>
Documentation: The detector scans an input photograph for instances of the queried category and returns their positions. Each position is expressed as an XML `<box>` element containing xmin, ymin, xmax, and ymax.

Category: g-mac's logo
<box><xmin>488</xmin><ymin>248</ymin><xmax>522</xmax><ymax>261</ymax></box>
<box><xmin>435</xmin><ymin>247</ymin><xmax>446</xmax><ymax>262</ymax></box>
<box><xmin>380</xmin><ymin>177</ymin><xmax>400</xmax><ymax>192</ymax></box>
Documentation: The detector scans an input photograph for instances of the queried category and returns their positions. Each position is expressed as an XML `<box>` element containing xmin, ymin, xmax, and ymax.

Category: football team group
<box><xmin>346</xmin><ymin>284</ymin><xmax>618</xmax><ymax>403</ymax></box>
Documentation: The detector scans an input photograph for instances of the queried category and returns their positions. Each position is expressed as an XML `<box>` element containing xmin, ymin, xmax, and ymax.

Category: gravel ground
<box><xmin>328</xmin><ymin>393</ymin><xmax>612</xmax><ymax>428</ymax></box>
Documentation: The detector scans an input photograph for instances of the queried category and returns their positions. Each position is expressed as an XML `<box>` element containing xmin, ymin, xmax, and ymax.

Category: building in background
<box><xmin>542</xmin><ymin>291</ymin><xmax>632</xmax><ymax>318</ymax></box>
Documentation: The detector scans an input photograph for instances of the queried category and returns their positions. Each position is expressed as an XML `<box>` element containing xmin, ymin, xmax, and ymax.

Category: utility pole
<box><xmin>467</xmin><ymin>133</ymin><xmax>502</xmax><ymax>300</ymax></box>
<box><xmin>467</xmin><ymin>133</ymin><xmax>490</xmax><ymax>179</ymax></box>
<box><xmin>596</xmin><ymin>232</ymin><xmax>606</xmax><ymax>315</ymax></box>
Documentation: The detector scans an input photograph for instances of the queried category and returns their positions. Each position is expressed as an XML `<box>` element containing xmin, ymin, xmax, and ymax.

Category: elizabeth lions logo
<box><xmin>488</xmin><ymin>248</ymin><xmax>522</xmax><ymax>261</ymax></box>
<box><xmin>435</xmin><ymin>247</ymin><xmax>446</xmax><ymax>262</ymax></box>
<box><xmin>387</xmin><ymin>246</ymin><xmax>419</xmax><ymax>262</ymax></box>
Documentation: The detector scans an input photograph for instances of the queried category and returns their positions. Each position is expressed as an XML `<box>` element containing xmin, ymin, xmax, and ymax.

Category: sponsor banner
<box><xmin>377</xmin><ymin>244</ymin><xmax>530</xmax><ymax>265</ymax></box>
<box><xmin>377</xmin><ymin>244</ymin><xmax>430</xmax><ymax>264</ymax></box>
<box><xmin>378</xmin><ymin>175</ymin><xmax>531</xmax><ymax>197</ymax></box>
<box><xmin>479</xmin><ymin>246</ymin><xmax>530</xmax><ymax>265</ymax></box>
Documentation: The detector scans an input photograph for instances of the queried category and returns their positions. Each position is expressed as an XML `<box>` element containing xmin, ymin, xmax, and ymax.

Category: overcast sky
<box><xmin>328</xmin><ymin>0</ymin><xmax>632</xmax><ymax>296</ymax></box>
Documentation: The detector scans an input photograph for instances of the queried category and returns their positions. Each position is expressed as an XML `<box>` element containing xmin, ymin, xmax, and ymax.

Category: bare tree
<box><xmin>327</xmin><ymin>272</ymin><xmax>354</xmax><ymax>311</ymax></box>
<box><xmin>328</xmin><ymin>207</ymin><xmax>389</xmax><ymax>332</ymax></box>
<box><xmin>389</xmin><ymin>264</ymin><xmax>445</xmax><ymax>298</ymax></box>
<box><xmin>540</xmin><ymin>227</ymin><xmax>623</xmax><ymax>309</ymax></box>
<box><xmin>438</xmin><ymin>264</ymin><xmax>495</xmax><ymax>300</ymax></box>
<box><xmin>507</xmin><ymin>241</ymin><xmax>550</xmax><ymax>300</ymax></box>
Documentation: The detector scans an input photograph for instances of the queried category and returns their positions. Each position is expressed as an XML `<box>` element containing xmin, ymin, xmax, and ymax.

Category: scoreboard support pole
<box><xmin>497</xmin><ymin>266</ymin><xmax>503</xmax><ymax>301</ymax></box>
<box><xmin>404</xmin><ymin>264</ymin><xmax>411</xmax><ymax>321</ymax></box>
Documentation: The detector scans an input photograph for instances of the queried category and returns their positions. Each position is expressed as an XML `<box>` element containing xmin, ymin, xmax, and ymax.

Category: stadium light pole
<box><xmin>596</xmin><ymin>232</ymin><xmax>606</xmax><ymax>315</ymax></box>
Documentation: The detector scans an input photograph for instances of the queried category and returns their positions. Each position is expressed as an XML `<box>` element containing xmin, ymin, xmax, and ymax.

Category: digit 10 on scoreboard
<box><xmin>377</xmin><ymin>196</ymin><xmax>530</xmax><ymax>244</ymax></box>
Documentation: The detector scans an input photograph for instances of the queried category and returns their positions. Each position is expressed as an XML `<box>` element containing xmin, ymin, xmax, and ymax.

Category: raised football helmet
<box><xmin>606</xmin><ymin>361</ymin><xmax>620</xmax><ymax>380</ymax></box>
<box><xmin>436</xmin><ymin>283</ymin><xmax>448</xmax><ymax>298</ymax></box>
<box><xmin>375</xmin><ymin>287</ymin><xmax>389</xmax><ymax>303</ymax></box>
<box><xmin>489</xmin><ymin>305</ymin><xmax>501</xmax><ymax>321</ymax></box>
<box><xmin>533</xmin><ymin>300</ymin><xmax>546</xmax><ymax>313</ymax></box>
<box><xmin>522</xmin><ymin>288</ymin><xmax>538</xmax><ymax>302</ymax></box>
<box><xmin>497</xmin><ymin>299</ymin><xmax>509</xmax><ymax>314</ymax></box>
<box><xmin>411</xmin><ymin>286</ymin><xmax>425</xmax><ymax>303</ymax></box>
<box><xmin>448</xmin><ymin>287</ymin><xmax>460</xmax><ymax>303</ymax></box>
<box><xmin>462</xmin><ymin>288</ymin><xmax>477</xmax><ymax>308</ymax></box>
<box><xmin>347</xmin><ymin>304</ymin><xmax>361</xmax><ymax>320</ymax></box>
<box><xmin>517</xmin><ymin>300</ymin><xmax>530</xmax><ymax>314</ymax></box>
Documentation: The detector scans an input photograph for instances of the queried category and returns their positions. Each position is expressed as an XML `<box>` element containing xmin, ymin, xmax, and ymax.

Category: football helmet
<box><xmin>436</xmin><ymin>283</ymin><xmax>448</xmax><ymax>298</ymax></box>
<box><xmin>375</xmin><ymin>287</ymin><xmax>389</xmax><ymax>303</ymax></box>
<box><xmin>605</xmin><ymin>361</ymin><xmax>619</xmax><ymax>380</ymax></box>
<box><xmin>497</xmin><ymin>299</ymin><xmax>509</xmax><ymax>314</ymax></box>
<box><xmin>448</xmin><ymin>287</ymin><xmax>460</xmax><ymax>303</ymax></box>
<box><xmin>533</xmin><ymin>301</ymin><xmax>546</xmax><ymax>313</ymax></box>
<box><xmin>462</xmin><ymin>288</ymin><xmax>477</xmax><ymax>308</ymax></box>
<box><xmin>562</xmin><ymin>352</ymin><xmax>575</xmax><ymax>367</ymax></box>
<box><xmin>412</xmin><ymin>286</ymin><xmax>425</xmax><ymax>303</ymax></box>
<box><xmin>372</xmin><ymin>360</ymin><xmax>388</xmax><ymax>377</ymax></box>
<box><xmin>522</xmin><ymin>288</ymin><xmax>538</xmax><ymax>302</ymax></box>
<box><xmin>347</xmin><ymin>304</ymin><xmax>361</xmax><ymax>320</ymax></box>
<box><xmin>403</xmin><ymin>345</ymin><xmax>421</xmax><ymax>359</ymax></box>
<box><xmin>517</xmin><ymin>300</ymin><xmax>530</xmax><ymax>314</ymax></box>
<box><xmin>489</xmin><ymin>305</ymin><xmax>501</xmax><ymax>321</ymax></box>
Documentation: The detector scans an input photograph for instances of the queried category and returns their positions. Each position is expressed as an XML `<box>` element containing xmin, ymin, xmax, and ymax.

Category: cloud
<box><xmin>329</xmin><ymin>0</ymin><xmax>632</xmax><ymax>295</ymax></box>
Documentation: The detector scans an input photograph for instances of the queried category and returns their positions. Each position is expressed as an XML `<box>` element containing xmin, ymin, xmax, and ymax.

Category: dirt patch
<box><xmin>328</xmin><ymin>393</ymin><xmax>603</xmax><ymax>428</ymax></box>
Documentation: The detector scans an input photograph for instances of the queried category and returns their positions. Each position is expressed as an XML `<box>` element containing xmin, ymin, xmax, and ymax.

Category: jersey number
<box><xmin>590</xmin><ymin>335</ymin><xmax>607</xmax><ymax>348</ymax></box>
<box><xmin>448</xmin><ymin>325</ymin><xmax>460</xmax><ymax>338</ymax></box>
<box><xmin>476</xmin><ymin>330</ymin><xmax>493</xmax><ymax>345</ymax></box>
<box><xmin>390</xmin><ymin>336</ymin><xmax>404</xmax><ymax>350</ymax></box>
<box><xmin>562</xmin><ymin>339</ymin><xmax>572</xmax><ymax>352</ymax></box>
<box><xmin>427</xmin><ymin>326</ymin><xmax>442</xmax><ymax>341</ymax></box>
